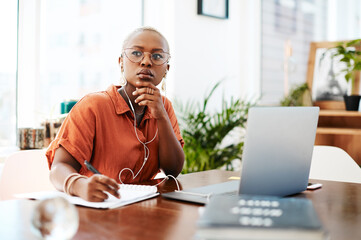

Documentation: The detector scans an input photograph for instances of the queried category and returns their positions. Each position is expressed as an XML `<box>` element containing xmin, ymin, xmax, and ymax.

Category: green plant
<box><xmin>321</xmin><ymin>39</ymin><xmax>361</xmax><ymax>94</ymax></box>
<box><xmin>280</xmin><ymin>83</ymin><xmax>312</xmax><ymax>106</ymax></box>
<box><xmin>174</xmin><ymin>82</ymin><xmax>253</xmax><ymax>174</ymax></box>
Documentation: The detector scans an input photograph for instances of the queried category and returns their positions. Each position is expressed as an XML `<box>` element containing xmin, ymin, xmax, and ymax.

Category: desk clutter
<box><xmin>195</xmin><ymin>195</ymin><xmax>328</xmax><ymax>240</ymax></box>
<box><xmin>17</xmin><ymin>100</ymin><xmax>78</xmax><ymax>150</ymax></box>
<box><xmin>1</xmin><ymin>170</ymin><xmax>361</xmax><ymax>239</ymax></box>
<box><xmin>17</xmin><ymin>116</ymin><xmax>65</xmax><ymax>150</ymax></box>
<box><xmin>17</xmin><ymin>128</ymin><xmax>45</xmax><ymax>150</ymax></box>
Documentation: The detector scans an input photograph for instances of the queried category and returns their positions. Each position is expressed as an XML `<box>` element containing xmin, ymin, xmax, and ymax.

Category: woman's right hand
<box><xmin>50</xmin><ymin>146</ymin><xmax>120</xmax><ymax>202</ymax></box>
<box><xmin>72</xmin><ymin>174</ymin><xmax>120</xmax><ymax>202</ymax></box>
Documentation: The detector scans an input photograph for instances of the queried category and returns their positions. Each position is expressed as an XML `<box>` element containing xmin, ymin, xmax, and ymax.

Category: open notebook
<box><xmin>16</xmin><ymin>184</ymin><xmax>159</xmax><ymax>209</ymax></box>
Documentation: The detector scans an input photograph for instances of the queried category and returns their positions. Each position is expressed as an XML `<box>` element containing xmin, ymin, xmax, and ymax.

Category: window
<box><xmin>260</xmin><ymin>0</ymin><xmax>328</xmax><ymax>105</ymax></box>
<box><xmin>0</xmin><ymin>1</ymin><xmax>18</xmax><ymax>146</ymax></box>
<box><xmin>17</xmin><ymin>0</ymin><xmax>142</xmax><ymax>128</ymax></box>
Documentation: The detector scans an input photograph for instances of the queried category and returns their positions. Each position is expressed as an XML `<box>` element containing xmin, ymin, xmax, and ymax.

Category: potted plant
<box><xmin>174</xmin><ymin>82</ymin><xmax>253</xmax><ymax>173</ymax></box>
<box><xmin>280</xmin><ymin>83</ymin><xmax>312</xmax><ymax>107</ymax></box>
<box><xmin>322</xmin><ymin>39</ymin><xmax>361</xmax><ymax>110</ymax></box>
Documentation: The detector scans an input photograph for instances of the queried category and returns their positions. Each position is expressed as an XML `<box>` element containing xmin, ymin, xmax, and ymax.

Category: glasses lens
<box><xmin>124</xmin><ymin>49</ymin><xmax>143</xmax><ymax>63</ymax></box>
<box><xmin>123</xmin><ymin>49</ymin><xmax>170</xmax><ymax>65</ymax></box>
<box><xmin>151</xmin><ymin>52</ymin><xmax>170</xmax><ymax>65</ymax></box>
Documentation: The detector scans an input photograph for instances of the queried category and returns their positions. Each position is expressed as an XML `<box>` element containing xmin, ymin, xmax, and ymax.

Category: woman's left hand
<box><xmin>133</xmin><ymin>81</ymin><xmax>167</xmax><ymax>119</ymax></box>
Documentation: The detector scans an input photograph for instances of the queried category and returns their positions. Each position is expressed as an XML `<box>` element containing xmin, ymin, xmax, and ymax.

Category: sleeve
<box><xmin>164</xmin><ymin>97</ymin><xmax>185</xmax><ymax>148</ymax></box>
<box><xmin>45</xmin><ymin>94</ymin><xmax>97</xmax><ymax>170</ymax></box>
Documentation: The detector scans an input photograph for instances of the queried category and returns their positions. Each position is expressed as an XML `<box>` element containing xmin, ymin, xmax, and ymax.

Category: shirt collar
<box><xmin>106</xmin><ymin>84</ymin><xmax>153</xmax><ymax>120</ymax></box>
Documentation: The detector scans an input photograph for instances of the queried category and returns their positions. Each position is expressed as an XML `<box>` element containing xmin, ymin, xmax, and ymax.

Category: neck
<box><xmin>119</xmin><ymin>85</ymin><xmax>145</xmax><ymax>114</ymax></box>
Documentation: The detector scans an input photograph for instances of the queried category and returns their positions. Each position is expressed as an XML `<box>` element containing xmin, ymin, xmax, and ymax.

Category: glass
<box><xmin>31</xmin><ymin>197</ymin><xmax>79</xmax><ymax>240</ymax></box>
<box><xmin>123</xmin><ymin>48</ymin><xmax>170</xmax><ymax>65</ymax></box>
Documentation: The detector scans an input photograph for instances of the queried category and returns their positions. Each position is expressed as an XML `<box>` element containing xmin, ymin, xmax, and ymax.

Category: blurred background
<box><xmin>1</xmin><ymin>0</ymin><xmax>361</xmax><ymax>148</ymax></box>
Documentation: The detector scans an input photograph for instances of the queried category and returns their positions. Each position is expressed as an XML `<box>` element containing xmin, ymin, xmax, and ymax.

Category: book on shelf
<box><xmin>195</xmin><ymin>194</ymin><xmax>328</xmax><ymax>240</ymax></box>
<box><xmin>16</xmin><ymin>184</ymin><xmax>158</xmax><ymax>209</ymax></box>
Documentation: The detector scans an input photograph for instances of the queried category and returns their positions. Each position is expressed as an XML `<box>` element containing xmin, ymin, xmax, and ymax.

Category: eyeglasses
<box><xmin>123</xmin><ymin>48</ymin><xmax>170</xmax><ymax>66</ymax></box>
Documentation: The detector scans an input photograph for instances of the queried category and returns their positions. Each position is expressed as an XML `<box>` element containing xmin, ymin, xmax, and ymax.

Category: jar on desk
<box><xmin>17</xmin><ymin>128</ymin><xmax>45</xmax><ymax>150</ymax></box>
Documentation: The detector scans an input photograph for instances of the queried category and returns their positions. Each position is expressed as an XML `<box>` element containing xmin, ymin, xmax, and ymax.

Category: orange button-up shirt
<box><xmin>46</xmin><ymin>85</ymin><xmax>184</xmax><ymax>183</ymax></box>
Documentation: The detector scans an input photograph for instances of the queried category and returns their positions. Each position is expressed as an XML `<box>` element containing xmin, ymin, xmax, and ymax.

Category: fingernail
<box><xmin>132</xmin><ymin>91</ymin><xmax>136</xmax><ymax>95</ymax></box>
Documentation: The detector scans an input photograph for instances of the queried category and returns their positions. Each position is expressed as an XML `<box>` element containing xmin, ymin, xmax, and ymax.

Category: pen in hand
<box><xmin>84</xmin><ymin>160</ymin><xmax>101</xmax><ymax>174</ymax></box>
<box><xmin>84</xmin><ymin>160</ymin><xmax>120</xmax><ymax>199</ymax></box>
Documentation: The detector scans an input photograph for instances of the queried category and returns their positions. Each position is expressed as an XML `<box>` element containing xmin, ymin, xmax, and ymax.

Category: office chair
<box><xmin>309</xmin><ymin>145</ymin><xmax>361</xmax><ymax>184</ymax></box>
<box><xmin>0</xmin><ymin>149</ymin><xmax>55</xmax><ymax>201</ymax></box>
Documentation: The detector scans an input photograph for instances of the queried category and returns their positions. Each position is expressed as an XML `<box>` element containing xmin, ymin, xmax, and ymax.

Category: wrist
<box><xmin>70</xmin><ymin>177</ymin><xmax>88</xmax><ymax>196</ymax></box>
<box><xmin>63</xmin><ymin>173</ymin><xmax>88</xmax><ymax>196</ymax></box>
<box><xmin>156</xmin><ymin>111</ymin><xmax>169</xmax><ymax>122</ymax></box>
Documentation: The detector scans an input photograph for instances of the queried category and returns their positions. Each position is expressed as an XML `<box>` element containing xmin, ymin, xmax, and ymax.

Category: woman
<box><xmin>47</xmin><ymin>27</ymin><xmax>185</xmax><ymax>202</ymax></box>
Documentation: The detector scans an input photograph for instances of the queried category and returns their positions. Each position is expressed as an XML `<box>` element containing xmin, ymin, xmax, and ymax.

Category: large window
<box><xmin>260</xmin><ymin>0</ymin><xmax>361</xmax><ymax>105</ymax></box>
<box><xmin>17</xmin><ymin>0</ymin><xmax>142</xmax><ymax>128</ymax></box>
<box><xmin>0</xmin><ymin>1</ymin><xmax>18</xmax><ymax>146</ymax></box>
<box><xmin>260</xmin><ymin>0</ymin><xmax>328</xmax><ymax>104</ymax></box>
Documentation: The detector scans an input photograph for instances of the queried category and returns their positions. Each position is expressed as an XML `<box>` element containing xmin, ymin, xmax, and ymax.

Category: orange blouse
<box><xmin>46</xmin><ymin>85</ymin><xmax>184</xmax><ymax>183</ymax></box>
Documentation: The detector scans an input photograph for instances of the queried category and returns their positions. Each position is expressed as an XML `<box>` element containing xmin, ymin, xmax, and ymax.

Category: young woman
<box><xmin>47</xmin><ymin>27</ymin><xmax>185</xmax><ymax>202</ymax></box>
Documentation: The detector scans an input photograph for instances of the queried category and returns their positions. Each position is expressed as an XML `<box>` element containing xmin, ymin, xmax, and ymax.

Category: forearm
<box><xmin>49</xmin><ymin>146</ymin><xmax>82</xmax><ymax>192</ymax></box>
<box><xmin>49</xmin><ymin>163</ymin><xmax>79</xmax><ymax>192</ymax></box>
<box><xmin>157</xmin><ymin>116</ymin><xmax>185</xmax><ymax>177</ymax></box>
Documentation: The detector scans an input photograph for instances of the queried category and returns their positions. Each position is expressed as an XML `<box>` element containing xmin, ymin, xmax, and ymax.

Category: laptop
<box><xmin>161</xmin><ymin>106</ymin><xmax>320</xmax><ymax>204</ymax></box>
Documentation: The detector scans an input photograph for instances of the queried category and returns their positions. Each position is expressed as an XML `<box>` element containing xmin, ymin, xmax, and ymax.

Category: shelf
<box><xmin>317</xmin><ymin>127</ymin><xmax>361</xmax><ymax>135</ymax></box>
<box><xmin>319</xmin><ymin>110</ymin><xmax>361</xmax><ymax>117</ymax></box>
<box><xmin>316</xmin><ymin>110</ymin><xmax>361</xmax><ymax>165</ymax></box>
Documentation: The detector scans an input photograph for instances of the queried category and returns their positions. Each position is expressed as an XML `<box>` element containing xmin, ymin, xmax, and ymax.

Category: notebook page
<box><xmin>15</xmin><ymin>184</ymin><xmax>159</xmax><ymax>209</ymax></box>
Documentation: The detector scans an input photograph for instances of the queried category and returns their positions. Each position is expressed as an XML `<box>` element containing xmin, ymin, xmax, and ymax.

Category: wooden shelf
<box><xmin>319</xmin><ymin>110</ymin><xmax>361</xmax><ymax>117</ymax></box>
<box><xmin>317</xmin><ymin>127</ymin><xmax>361</xmax><ymax>135</ymax></box>
<box><xmin>316</xmin><ymin>110</ymin><xmax>361</xmax><ymax>165</ymax></box>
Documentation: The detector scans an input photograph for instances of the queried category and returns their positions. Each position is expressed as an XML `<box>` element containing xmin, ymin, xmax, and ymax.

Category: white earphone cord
<box><xmin>119</xmin><ymin>75</ymin><xmax>166</xmax><ymax>184</ymax></box>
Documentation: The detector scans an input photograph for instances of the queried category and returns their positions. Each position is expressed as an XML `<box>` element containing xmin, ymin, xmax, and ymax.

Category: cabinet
<box><xmin>315</xmin><ymin>110</ymin><xmax>361</xmax><ymax>165</ymax></box>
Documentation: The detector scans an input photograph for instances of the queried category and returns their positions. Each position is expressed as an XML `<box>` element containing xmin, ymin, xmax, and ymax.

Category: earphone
<box><xmin>117</xmin><ymin>69</ymin><xmax>182</xmax><ymax>190</ymax></box>
<box><xmin>118</xmin><ymin>73</ymin><xmax>165</xmax><ymax>184</ymax></box>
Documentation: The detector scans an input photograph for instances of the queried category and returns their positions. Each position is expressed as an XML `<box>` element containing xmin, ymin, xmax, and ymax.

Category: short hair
<box><xmin>122</xmin><ymin>26</ymin><xmax>170</xmax><ymax>53</ymax></box>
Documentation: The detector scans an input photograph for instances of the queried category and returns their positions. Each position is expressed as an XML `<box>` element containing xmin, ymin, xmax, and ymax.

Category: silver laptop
<box><xmin>162</xmin><ymin>106</ymin><xmax>320</xmax><ymax>203</ymax></box>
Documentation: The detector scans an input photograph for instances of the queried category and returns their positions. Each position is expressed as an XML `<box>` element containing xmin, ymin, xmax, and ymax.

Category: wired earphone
<box><xmin>118</xmin><ymin>70</ymin><xmax>166</xmax><ymax>184</ymax></box>
<box><xmin>118</xmin><ymin>69</ymin><xmax>189</xmax><ymax>192</ymax></box>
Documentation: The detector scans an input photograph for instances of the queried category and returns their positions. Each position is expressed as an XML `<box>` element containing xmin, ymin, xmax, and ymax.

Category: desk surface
<box><xmin>1</xmin><ymin>170</ymin><xmax>361</xmax><ymax>240</ymax></box>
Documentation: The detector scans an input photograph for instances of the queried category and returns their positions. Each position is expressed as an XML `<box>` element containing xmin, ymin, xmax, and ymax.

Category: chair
<box><xmin>309</xmin><ymin>146</ymin><xmax>361</xmax><ymax>184</ymax></box>
<box><xmin>0</xmin><ymin>149</ymin><xmax>55</xmax><ymax>201</ymax></box>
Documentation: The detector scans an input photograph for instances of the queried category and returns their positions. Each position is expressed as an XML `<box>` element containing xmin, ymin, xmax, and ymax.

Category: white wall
<box><xmin>144</xmin><ymin>0</ymin><xmax>261</xmax><ymax>111</ymax></box>
<box><xmin>327</xmin><ymin>0</ymin><xmax>361</xmax><ymax>40</ymax></box>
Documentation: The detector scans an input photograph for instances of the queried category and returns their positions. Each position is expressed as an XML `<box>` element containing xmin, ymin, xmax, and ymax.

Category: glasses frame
<box><xmin>122</xmin><ymin>48</ymin><xmax>171</xmax><ymax>66</ymax></box>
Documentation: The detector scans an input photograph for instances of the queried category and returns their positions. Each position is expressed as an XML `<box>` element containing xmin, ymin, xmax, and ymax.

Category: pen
<box><xmin>84</xmin><ymin>160</ymin><xmax>101</xmax><ymax>174</ymax></box>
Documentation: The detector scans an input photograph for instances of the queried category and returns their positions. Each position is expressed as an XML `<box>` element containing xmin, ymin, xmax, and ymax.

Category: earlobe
<box><xmin>164</xmin><ymin>64</ymin><xmax>170</xmax><ymax>77</ymax></box>
<box><xmin>119</xmin><ymin>56</ymin><xmax>124</xmax><ymax>65</ymax></box>
<box><xmin>119</xmin><ymin>57</ymin><xmax>124</xmax><ymax>72</ymax></box>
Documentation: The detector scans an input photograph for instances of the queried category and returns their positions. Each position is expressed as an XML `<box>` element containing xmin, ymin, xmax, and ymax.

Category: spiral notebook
<box><xmin>16</xmin><ymin>184</ymin><xmax>159</xmax><ymax>209</ymax></box>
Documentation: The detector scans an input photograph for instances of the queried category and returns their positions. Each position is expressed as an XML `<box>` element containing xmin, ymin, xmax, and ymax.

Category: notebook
<box><xmin>16</xmin><ymin>184</ymin><xmax>159</xmax><ymax>209</ymax></box>
<box><xmin>162</xmin><ymin>106</ymin><xmax>320</xmax><ymax>204</ymax></box>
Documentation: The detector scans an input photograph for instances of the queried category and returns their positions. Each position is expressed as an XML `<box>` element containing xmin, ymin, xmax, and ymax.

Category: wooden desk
<box><xmin>316</xmin><ymin>110</ymin><xmax>361</xmax><ymax>165</ymax></box>
<box><xmin>1</xmin><ymin>170</ymin><xmax>361</xmax><ymax>240</ymax></box>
